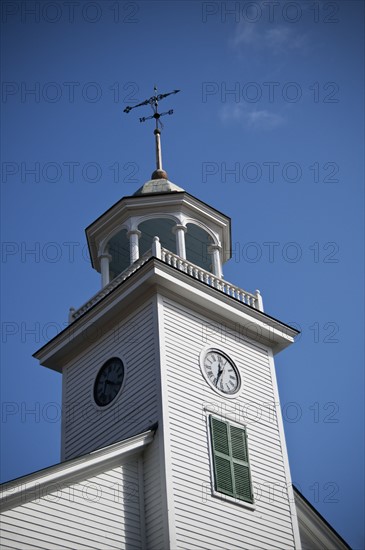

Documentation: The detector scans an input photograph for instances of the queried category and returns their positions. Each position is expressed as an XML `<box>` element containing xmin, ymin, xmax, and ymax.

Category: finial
<box><xmin>123</xmin><ymin>86</ymin><xmax>180</xmax><ymax>179</ymax></box>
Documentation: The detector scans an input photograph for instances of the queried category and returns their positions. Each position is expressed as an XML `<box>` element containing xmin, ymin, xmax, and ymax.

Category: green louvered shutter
<box><xmin>210</xmin><ymin>416</ymin><xmax>253</xmax><ymax>503</ymax></box>
<box><xmin>234</xmin><ymin>462</ymin><xmax>252</xmax><ymax>501</ymax></box>
<box><xmin>210</xmin><ymin>417</ymin><xmax>233</xmax><ymax>495</ymax></box>
<box><xmin>230</xmin><ymin>425</ymin><xmax>248</xmax><ymax>462</ymax></box>
<box><xmin>215</xmin><ymin>455</ymin><xmax>234</xmax><ymax>494</ymax></box>
<box><xmin>230</xmin><ymin>425</ymin><xmax>252</xmax><ymax>502</ymax></box>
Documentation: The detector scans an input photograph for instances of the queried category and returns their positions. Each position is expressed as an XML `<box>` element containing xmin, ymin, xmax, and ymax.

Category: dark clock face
<box><xmin>94</xmin><ymin>357</ymin><xmax>125</xmax><ymax>407</ymax></box>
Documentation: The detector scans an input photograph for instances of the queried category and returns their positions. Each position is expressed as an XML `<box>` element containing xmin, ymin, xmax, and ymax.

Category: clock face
<box><xmin>94</xmin><ymin>357</ymin><xmax>125</xmax><ymax>407</ymax></box>
<box><xmin>202</xmin><ymin>350</ymin><xmax>240</xmax><ymax>396</ymax></box>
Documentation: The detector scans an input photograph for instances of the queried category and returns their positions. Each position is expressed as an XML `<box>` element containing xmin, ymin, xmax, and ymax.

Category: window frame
<box><xmin>207</xmin><ymin>414</ymin><xmax>255</xmax><ymax>508</ymax></box>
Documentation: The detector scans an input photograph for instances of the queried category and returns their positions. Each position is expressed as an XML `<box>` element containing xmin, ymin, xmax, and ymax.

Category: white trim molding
<box><xmin>294</xmin><ymin>487</ymin><xmax>351</xmax><ymax>550</ymax></box>
<box><xmin>0</xmin><ymin>428</ymin><xmax>155</xmax><ymax>512</ymax></box>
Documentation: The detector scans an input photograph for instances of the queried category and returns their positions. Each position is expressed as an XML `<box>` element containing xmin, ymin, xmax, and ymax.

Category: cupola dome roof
<box><xmin>133</xmin><ymin>177</ymin><xmax>184</xmax><ymax>196</ymax></box>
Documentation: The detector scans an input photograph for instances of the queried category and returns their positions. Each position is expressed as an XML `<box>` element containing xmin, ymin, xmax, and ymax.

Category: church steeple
<box><xmin>26</xmin><ymin>93</ymin><xmax>309</xmax><ymax>550</ymax></box>
<box><xmin>1</xmin><ymin>86</ymin><xmax>350</xmax><ymax>550</ymax></box>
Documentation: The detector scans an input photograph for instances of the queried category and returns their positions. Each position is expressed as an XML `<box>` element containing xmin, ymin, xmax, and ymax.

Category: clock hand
<box><xmin>215</xmin><ymin>365</ymin><xmax>224</xmax><ymax>386</ymax></box>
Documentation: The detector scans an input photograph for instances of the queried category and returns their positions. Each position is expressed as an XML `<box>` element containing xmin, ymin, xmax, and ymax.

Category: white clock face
<box><xmin>202</xmin><ymin>350</ymin><xmax>240</xmax><ymax>395</ymax></box>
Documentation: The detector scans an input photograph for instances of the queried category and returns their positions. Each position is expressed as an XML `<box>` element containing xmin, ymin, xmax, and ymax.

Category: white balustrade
<box><xmin>70</xmin><ymin>245</ymin><xmax>263</xmax><ymax>322</ymax></box>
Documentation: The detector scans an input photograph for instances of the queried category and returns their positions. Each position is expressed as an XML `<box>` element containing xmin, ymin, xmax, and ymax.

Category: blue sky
<box><xmin>1</xmin><ymin>1</ymin><xmax>364</xmax><ymax>547</ymax></box>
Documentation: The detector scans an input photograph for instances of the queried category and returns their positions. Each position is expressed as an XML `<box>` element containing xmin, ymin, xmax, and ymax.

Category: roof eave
<box><xmin>34</xmin><ymin>258</ymin><xmax>298</xmax><ymax>371</ymax></box>
<box><xmin>0</xmin><ymin>427</ymin><xmax>156</xmax><ymax>512</ymax></box>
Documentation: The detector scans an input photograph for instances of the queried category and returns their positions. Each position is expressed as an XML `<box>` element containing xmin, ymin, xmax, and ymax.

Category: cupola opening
<box><xmin>185</xmin><ymin>223</ymin><xmax>215</xmax><ymax>273</ymax></box>
<box><xmin>107</xmin><ymin>228</ymin><xmax>129</xmax><ymax>281</ymax></box>
<box><xmin>139</xmin><ymin>218</ymin><xmax>177</xmax><ymax>257</ymax></box>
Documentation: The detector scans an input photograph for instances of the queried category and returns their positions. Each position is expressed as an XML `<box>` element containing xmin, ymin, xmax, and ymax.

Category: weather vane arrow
<box><xmin>123</xmin><ymin>86</ymin><xmax>180</xmax><ymax>176</ymax></box>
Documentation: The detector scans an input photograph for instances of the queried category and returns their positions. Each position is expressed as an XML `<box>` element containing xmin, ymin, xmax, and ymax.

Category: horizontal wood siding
<box><xmin>0</xmin><ymin>461</ymin><xmax>142</xmax><ymax>549</ymax></box>
<box><xmin>143</xmin><ymin>430</ymin><xmax>165</xmax><ymax>549</ymax></box>
<box><xmin>63</xmin><ymin>301</ymin><xmax>158</xmax><ymax>459</ymax></box>
<box><xmin>162</xmin><ymin>298</ymin><xmax>296</xmax><ymax>549</ymax></box>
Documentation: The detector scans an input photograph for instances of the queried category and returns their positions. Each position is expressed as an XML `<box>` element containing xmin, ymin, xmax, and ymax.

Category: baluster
<box><xmin>255</xmin><ymin>289</ymin><xmax>264</xmax><ymax>311</ymax></box>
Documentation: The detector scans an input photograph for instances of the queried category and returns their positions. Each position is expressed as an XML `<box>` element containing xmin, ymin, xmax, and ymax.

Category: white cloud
<box><xmin>219</xmin><ymin>104</ymin><xmax>285</xmax><ymax>130</ymax></box>
<box><xmin>233</xmin><ymin>22</ymin><xmax>307</xmax><ymax>55</ymax></box>
<box><xmin>246</xmin><ymin>109</ymin><xmax>285</xmax><ymax>129</ymax></box>
<box><xmin>233</xmin><ymin>22</ymin><xmax>258</xmax><ymax>47</ymax></box>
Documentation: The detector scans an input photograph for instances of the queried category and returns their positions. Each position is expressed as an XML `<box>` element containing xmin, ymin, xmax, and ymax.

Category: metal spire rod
<box><xmin>123</xmin><ymin>86</ymin><xmax>180</xmax><ymax>172</ymax></box>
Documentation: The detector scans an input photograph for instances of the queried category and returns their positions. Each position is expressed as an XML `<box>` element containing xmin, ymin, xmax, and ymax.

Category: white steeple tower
<box><xmin>31</xmin><ymin>126</ymin><xmax>304</xmax><ymax>548</ymax></box>
<box><xmin>0</xmin><ymin>91</ymin><xmax>351</xmax><ymax>550</ymax></box>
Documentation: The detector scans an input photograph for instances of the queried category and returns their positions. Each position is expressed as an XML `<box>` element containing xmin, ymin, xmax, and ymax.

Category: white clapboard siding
<box><xmin>143</xmin><ymin>430</ymin><xmax>166</xmax><ymax>549</ymax></box>
<box><xmin>0</xmin><ymin>462</ymin><xmax>142</xmax><ymax>550</ymax></box>
<box><xmin>63</xmin><ymin>301</ymin><xmax>158</xmax><ymax>459</ymax></box>
<box><xmin>162</xmin><ymin>297</ymin><xmax>296</xmax><ymax>549</ymax></box>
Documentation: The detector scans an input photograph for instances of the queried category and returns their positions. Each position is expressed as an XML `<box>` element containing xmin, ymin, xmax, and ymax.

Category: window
<box><xmin>209</xmin><ymin>415</ymin><xmax>253</xmax><ymax>504</ymax></box>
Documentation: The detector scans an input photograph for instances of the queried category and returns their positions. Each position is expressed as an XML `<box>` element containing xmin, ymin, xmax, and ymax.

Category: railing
<box><xmin>69</xmin><ymin>250</ymin><xmax>153</xmax><ymax>321</ymax></box>
<box><xmin>160</xmin><ymin>248</ymin><xmax>261</xmax><ymax>309</ymax></box>
<box><xmin>70</xmin><ymin>238</ymin><xmax>263</xmax><ymax>322</ymax></box>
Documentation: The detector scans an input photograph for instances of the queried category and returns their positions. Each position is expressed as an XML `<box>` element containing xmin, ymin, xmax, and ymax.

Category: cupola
<box><xmin>85</xmin><ymin>172</ymin><xmax>231</xmax><ymax>288</ymax></box>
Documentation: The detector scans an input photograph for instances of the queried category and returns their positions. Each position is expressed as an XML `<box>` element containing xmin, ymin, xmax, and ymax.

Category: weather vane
<box><xmin>123</xmin><ymin>86</ymin><xmax>180</xmax><ymax>176</ymax></box>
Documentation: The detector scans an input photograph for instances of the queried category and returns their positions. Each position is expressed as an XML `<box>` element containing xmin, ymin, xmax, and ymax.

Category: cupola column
<box><xmin>173</xmin><ymin>224</ymin><xmax>187</xmax><ymax>259</ymax></box>
<box><xmin>209</xmin><ymin>244</ymin><xmax>223</xmax><ymax>279</ymax></box>
<box><xmin>99</xmin><ymin>251</ymin><xmax>112</xmax><ymax>288</ymax></box>
<box><xmin>128</xmin><ymin>229</ymin><xmax>141</xmax><ymax>264</ymax></box>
